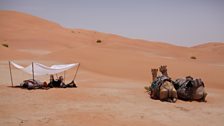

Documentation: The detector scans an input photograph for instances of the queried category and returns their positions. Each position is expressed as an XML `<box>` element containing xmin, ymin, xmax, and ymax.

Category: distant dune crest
<box><xmin>0</xmin><ymin>10</ymin><xmax>224</xmax><ymax>87</ymax></box>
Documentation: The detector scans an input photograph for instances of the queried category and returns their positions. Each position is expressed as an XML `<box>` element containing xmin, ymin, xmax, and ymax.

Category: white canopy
<box><xmin>10</xmin><ymin>61</ymin><xmax>79</xmax><ymax>76</ymax></box>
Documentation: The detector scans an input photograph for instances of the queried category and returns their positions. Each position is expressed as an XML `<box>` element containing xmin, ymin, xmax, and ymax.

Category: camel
<box><xmin>174</xmin><ymin>76</ymin><xmax>207</xmax><ymax>102</ymax></box>
<box><xmin>149</xmin><ymin>66</ymin><xmax>177</xmax><ymax>103</ymax></box>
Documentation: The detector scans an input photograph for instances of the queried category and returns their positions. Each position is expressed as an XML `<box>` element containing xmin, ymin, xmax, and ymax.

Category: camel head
<box><xmin>151</xmin><ymin>68</ymin><xmax>158</xmax><ymax>81</ymax></box>
<box><xmin>159</xmin><ymin>65</ymin><xmax>168</xmax><ymax>76</ymax></box>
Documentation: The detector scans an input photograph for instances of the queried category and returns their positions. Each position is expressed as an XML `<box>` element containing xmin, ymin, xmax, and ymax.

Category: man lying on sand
<box><xmin>19</xmin><ymin>75</ymin><xmax>77</xmax><ymax>90</ymax></box>
<box><xmin>20</xmin><ymin>79</ymin><xmax>48</xmax><ymax>89</ymax></box>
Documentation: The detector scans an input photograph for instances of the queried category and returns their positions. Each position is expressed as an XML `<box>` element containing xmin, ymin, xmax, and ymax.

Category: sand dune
<box><xmin>0</xmin><ymin>10</ymin><xmax>224</xmax><ymax>126</ymax></box>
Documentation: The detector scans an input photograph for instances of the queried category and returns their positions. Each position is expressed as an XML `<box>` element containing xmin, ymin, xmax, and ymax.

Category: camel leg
<box><xmin>171</xmin><ymin>87</ymin><xmax>178</xmax><ymax>102</ymax></box>
<box><xmin>193</xmin><ymin>86</ymin><xmax>206</xmax><ymax>101</ymax></box>
<box><xmin>160</xmin><ymin>88</ymin><xmax>168</xmax><ymax>101</ymax></box>
<box><xmin>202</xmin><ymin>91</ymin><xmax>207</xmax><ymax>102</ymax></box>
<box><xmin>160</xmin><ymin>82</ymin><xmax>169</xmax><ymax>101</ymax></box>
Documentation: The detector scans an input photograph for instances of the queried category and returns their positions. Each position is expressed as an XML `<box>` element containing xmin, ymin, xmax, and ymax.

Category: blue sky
<box><xmin>0</xmin><ymin>0</ymin><xmax>224</xmax><ymax>46</ymax></box>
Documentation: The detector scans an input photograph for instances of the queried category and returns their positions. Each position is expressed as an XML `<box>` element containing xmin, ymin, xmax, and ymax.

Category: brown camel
<box><xmin>174</xmin><ymin>76</ymin><xmax>207</xmax><ymax>102</ymax></box>
<box><xmin>149</xmin><ymin>66</ymin><xmax>177</xmax><ymax>102</ymax></box>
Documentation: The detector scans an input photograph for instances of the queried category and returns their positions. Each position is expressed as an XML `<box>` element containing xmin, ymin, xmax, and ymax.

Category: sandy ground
<box><xmin>0</xmin><ymin>65</ymin><xmax>224</xmax><ymax>126</ymax></box>
<box><xmin>1</xmin><ymin>11</ymin><xmax>224</xmax><ymax>126</ymax></box>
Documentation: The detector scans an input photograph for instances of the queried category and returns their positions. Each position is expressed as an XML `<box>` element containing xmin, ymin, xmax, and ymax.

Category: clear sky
<box><xmin>0</xmin><ymin>0</ymin><xmax>224</xmax><ymax>46</ymax></box>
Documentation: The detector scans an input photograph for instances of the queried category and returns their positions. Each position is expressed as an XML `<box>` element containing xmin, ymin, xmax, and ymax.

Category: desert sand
<box><xmin>0</xmin><ymin>10</ymin><xmax>224</xmax><ymax>126</ymax></box>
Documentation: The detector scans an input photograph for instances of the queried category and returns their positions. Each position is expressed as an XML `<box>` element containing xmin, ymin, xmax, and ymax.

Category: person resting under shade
<box><xmin>47</xmin><ymin>75</ymin><xmax>77</xmax><ymax>88</ymax></box>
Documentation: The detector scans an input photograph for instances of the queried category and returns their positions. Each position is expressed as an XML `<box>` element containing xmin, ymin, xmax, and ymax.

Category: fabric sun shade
<box><xmin>10</xmin><ymin>61</ymin><xmax>79</xmax><ymax>76</ymax></box>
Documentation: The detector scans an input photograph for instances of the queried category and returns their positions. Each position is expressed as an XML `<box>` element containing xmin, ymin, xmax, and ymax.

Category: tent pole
<box><xmin>73</xmin><ymin>63</ymin><xmax>80</xmax><ymax>81</ymax></box>
<box><xmin>8</xmin><ymin>61</ymin><xmax>13</xmax><ymax>87</ymax></box>
<box><xmin>32</xmin><ymin>62</ymin><xmax>34</xmax><ymax>81</ymax></box>
<box><xmin>64</xmin><ymin>71</ymin><xmax>66</xmax><ymax>83</ymax></box>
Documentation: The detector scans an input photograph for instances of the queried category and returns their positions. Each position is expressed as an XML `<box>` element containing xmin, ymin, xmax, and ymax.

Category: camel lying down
<box><xmin>149</xmin><ymin>66</ymin><xmax>177</xmax><ymax>103</ymax></box>
<box><xmin>149</xmin><ymin>66</ymin><xmax>207</xmax><ymax>102</ymax></box>
<box><xmin>160</xmin><ymin>81</ymin><xmax>177</xmax><ymax>102</ymax></box>
<box><xmin>174</xmin><ymin>76</ymin><xmax>207</xmax><ymax>102</ymax></box>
